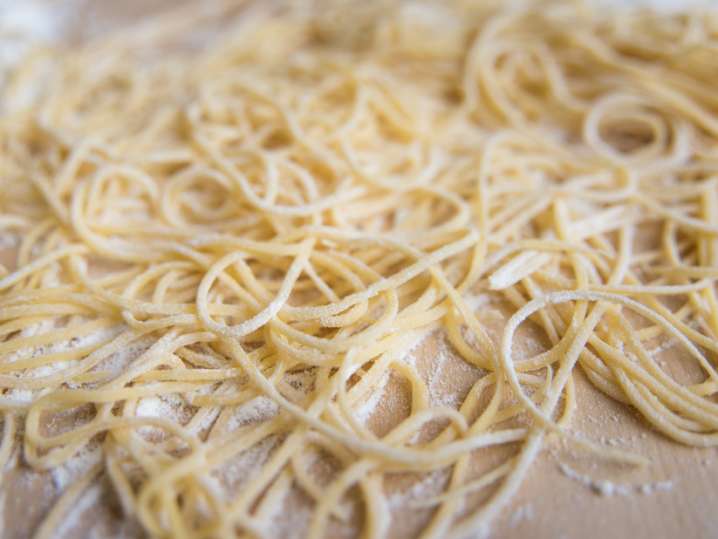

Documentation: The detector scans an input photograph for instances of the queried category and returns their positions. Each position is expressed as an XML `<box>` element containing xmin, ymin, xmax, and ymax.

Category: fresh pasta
<box><xmin>1</xmin><ymin>1</ymin><xmax>718</xmax><ymax>538</ymax></box>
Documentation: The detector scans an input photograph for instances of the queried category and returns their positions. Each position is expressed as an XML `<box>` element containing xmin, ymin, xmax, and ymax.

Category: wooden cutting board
<box><xmin>1</xmin><ymin>2</ymin><xmax>716</xmax><ymax>538</ymax></box>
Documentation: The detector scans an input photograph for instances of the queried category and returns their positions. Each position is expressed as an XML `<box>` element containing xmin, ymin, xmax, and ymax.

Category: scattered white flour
<box><xmin>226</xmin><ymin>396</ymin><xmax>280</xmax><ymax>431</ymax></box>
<box><xmin>509</xmin><ymin>503</ymin><xmax>535</xmax><ymax>528</ymax></box>
<box><xmin>3</xmin><ymin>320</ymin><xmax>54</xmax><ymax>404</ymax></box>
<box><xmin>354</xmin><ymin>371</ymin><xmax>390</xmax><ymax>422</ymax></box>
<box><xmin>92</xmin><ymin>336</ymin><xmax>154</xmax><ymax>378</ymax></box>
<box><xmin>559</xmin><ymin>463</ymin><xmax>631</xmax><ymax>497</ymax></box>
<box><xmin>426</xmin><ymin>336</ymin><xmax>479</xmax><ymax>409</ymax></box>
<box><xmin>599</xmin><ymin>435</ymin><xmax>629</xmax><ymax>448</ymax></box>
<box><xmin>354</xmin><ymin>326</ymin><xmax>436</xmax><ymax>422</ymax></box>
<box><xmin>6</xmin><ymin>322</ymin><xmax>122</xmax><ymax>367</ymax></box>
<box><xmin>427</xmin><ymin>339</ymin><xmax>459</xmax><ymax>408</ymax></box>
<box><xmin>388</xmin><ymin>468</ymin><xmax>450</xmax><ymax>509</ymax></box>
<box><xmin>191</xmin><ymin>407</ymin><xmax>222</xmax><ymax>435</ymax></box>
<box><xmin>637</xmin><ymin>481</ymin><xmax>675</xmax><ymax>495</ymax></box>
<box><xmin>261</xmin><ymin>486</ymin><xmax>313</xmax><ymax>539</ymax></box>
<box><xmin>0</xmin><ymin>233</ymin><xmax>18</xmax><ymax>250</ymax></box>
<box><xmin>135</xmin><ymin>393</ymin><xmax>194</xmax><ymax>436</ymax></box>
<box><xmin>51</xmin><ymin>444</ymin><xmax>103</xmax><ymax>491</ymax></box>
<box><xmin>559</xmin><ymin>463</ymin><xmax>674</xmax><ymax>497</ymax></box>
<box><xmin>53</xmin><ymin>483</ymin><xmax>103</xmax><ymax>538</ymax></box>
<box><xmin>4</xmin><ymin>324</ymin><xmax>127</xmax><ymax>404</ymax></box>
<box><xmin>135</xmin><ymin>392</ymin><xmax>191</xmax><ymax>438</ymax></box>
<box><xmin>396</xmin><ymin>327</ymin><xmax>436</xmax><ymax>368</ymax></box>
<box><xmin>5</xmin><ymin>389</ymin><xmax>34</xmax><ymax>404</ymax></box>
<box><xmin>136</xmin><ymin>393</ymin><xmax>186</xmax><ymax>420</ymax></box>
<box><xmin>218</xmin><ymin>436</ymin><xmax>278</xmax><ymax>496</ymax></box>
<box><xmin>647</xmin><ymin>338</ymin><xmax>679</xmax><ymax>357</ymax></box>
<box><xmin>5</xmin><ymin>321</ymin><xmax>56</xmax><ymax>363</ymax></box>
<box><xmin>30</xmin><ymin>325</ymin><xmax>122</xmax><ymax>378</ymax></box>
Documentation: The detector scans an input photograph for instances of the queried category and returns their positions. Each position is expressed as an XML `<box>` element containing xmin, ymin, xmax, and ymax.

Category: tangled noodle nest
<box><xmin>1</xmin><ymin>0</ymin><xmax>718</xmax><ymax>537</ymax></box>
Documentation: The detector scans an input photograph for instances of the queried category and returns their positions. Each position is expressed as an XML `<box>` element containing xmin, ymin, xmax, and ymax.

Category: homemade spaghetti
<box><xmin>1</xmin><ymin>1</ymin><xmax>717</xmax><ymax>538</ymax></box>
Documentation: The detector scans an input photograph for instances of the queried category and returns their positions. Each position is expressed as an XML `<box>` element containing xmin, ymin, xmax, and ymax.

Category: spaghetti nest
<box><xmin>1</xmin><ymin>1</ymin><xmax>718</xmax><ymax>538</ymax></box>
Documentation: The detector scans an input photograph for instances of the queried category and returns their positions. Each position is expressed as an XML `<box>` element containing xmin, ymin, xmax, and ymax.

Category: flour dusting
<box><xmin>559</xmin><ymin>463</ymin><xmax>674</xmax><ymax>497</ymax></box>
<box><xmin>226</xmin><ymin>396</ymin><xmax>280</xmax><ymax>431</ymax></box>
<box><xmin>53</xmin><ymin>484</ymin><xmax>103</xmax><ymax>538</ymax></box>
<box><xmin>355</xmin><ymin>372</ymin><xmax>390</xmax><ymax>422</ymax></box>
<box><xmin>389</xmin><ymin>468</ymin><xmax>450</xmax><ymax>509</ymax></box>
<box><xmin>509</xmin><ymin>503</ymin><xmax>535</xmax><ymax>527</ymax></box>
<box><xmin>51</xmin><ymin>445</ymin><xmax>102</xmax><ymax>491</ymax></box>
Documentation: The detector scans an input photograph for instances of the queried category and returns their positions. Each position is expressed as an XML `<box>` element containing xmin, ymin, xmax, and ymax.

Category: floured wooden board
<box><xmin>0</xmin><ymin>1</ymin><xmax>717</xmax><ymax>539</ymax></box>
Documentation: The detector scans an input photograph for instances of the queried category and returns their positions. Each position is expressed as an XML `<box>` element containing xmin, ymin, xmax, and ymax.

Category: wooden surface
<box><xmin>495</xmin><ymin>374</ymin><xmax>717</xmax><ymax>539</ymax></box>
<box><xmin>401</xmin><ymin>297</ymin><xmax>718</xmax><ymax>539</ymax></box>
<box><xmin>1</xmin><ymin>2</ymin><xmax>717</xmax><ymax>538</ymax></box>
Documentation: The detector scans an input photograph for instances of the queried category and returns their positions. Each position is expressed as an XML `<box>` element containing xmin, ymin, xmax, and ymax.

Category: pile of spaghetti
<box><xmin>1</xmin><ymin>1</ymin><xmax>718</xmax><ymax>537</ymax></box>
